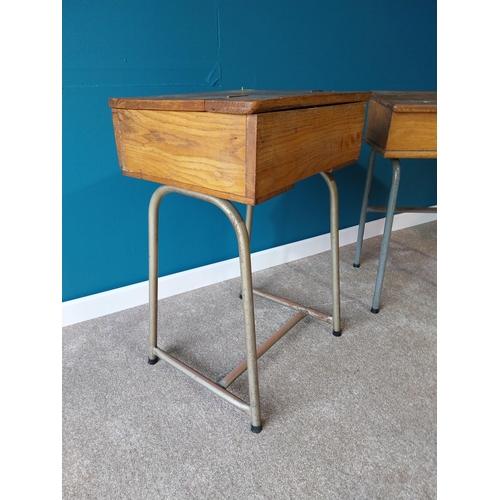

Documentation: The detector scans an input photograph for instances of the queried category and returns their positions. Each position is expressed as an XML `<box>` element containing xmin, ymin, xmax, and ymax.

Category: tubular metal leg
<box><xmin>371</xmin><ymin>159</ymin><xmax>401</xmax><ymax>313</ymax></box>
<box><xmin>148</xmin><ymin>185</ymin><xmax>262</xmax><ymax>432</ymax></box>
<box><xmin>147</xmin><ymin>187</ymin><xmax>166</xmax><ymax>365</ymax></box>
<box><xmin>245</xmin><ymin>176</ymin><xmax>341</xmax><ymax>336</ymax></box>
<box><xmin>319</xmin><ymin>172</ymin><xmax>341</xmax><ymax>336</ymax></box>
<box><xmin>239</xmin><ymin>205</ymin><xmax>254</xmax><ymax>300</ymax></box>
<box><xmin>353</xmin><ymin>148</ymin><xmax>376</xmax><ymax>268</ymax></box>
<box><xmin>245</xmin><ymin>204</ymin><xmax>254</xmax><ymax>241</ymax></box>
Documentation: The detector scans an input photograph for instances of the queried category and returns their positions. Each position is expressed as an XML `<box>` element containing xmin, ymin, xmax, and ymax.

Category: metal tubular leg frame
<box><xmin>244</xmin><ymin>172</ymin><xmax>341</xmax><ymax>337</ymax></box>
<box><xmin>352</xmin><ymin>153</ymin><xmax>402</xmax><ymax>313</ymax></box>
<box><xmin>354</xmin><ymin>149</ymin><xmax>437</xmax><ymax>313</ymax></box>
<box><xmin>353</xmin><ymin>153</ymin><xmax>437</xmax><ymax>314</ymax></box>
<box><xmin>147</xmin><ymin>185</ymin><xmax>262</xmax><ymax>433</ymax></box>
<box><xmin>354</xmin><ymin>153</ymin><xmax>438</xmax><ymax>313</ymax></box>
<box><xmin>370</xmin><ymin>159</ymin><xmax>401</xmax><ymax>313</ymax></box>
<box><xmin>147</xmin><ymin>172</ymin><xmax>342</xmax><ymax>432</ymax></box>
<box><xmin>319</xmin><ymin>171</ymin><xmax>341</xmax><ymax>335</ymax></box>
<box><xmin>353</xmin><ymin>149</ymin><xmax>376</xmax><ymax>268</ymax></box>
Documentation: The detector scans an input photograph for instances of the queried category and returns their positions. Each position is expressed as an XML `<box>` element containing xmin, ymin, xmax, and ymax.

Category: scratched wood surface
<box><xmin>109</xmin><ymin>90</ymin><xmax>371</xmax><ymax>115</ymax></box>
<box><xmin>370</xmin><ymin>91</ymin><xmax>437</xmax><ymax>113</ymax></box>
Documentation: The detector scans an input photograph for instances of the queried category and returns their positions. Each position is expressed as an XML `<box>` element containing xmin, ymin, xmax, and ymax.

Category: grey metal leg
<box><xmin>147</xmin><ymin>187</ymin><xmax>165</xmax><ymax>365</ymax></box>
<box><xmin>353</xmin><ymin>148</ymin><xmax>376</xmax><ymax>268</ymax></box>
<box><xmin>245</xmin><ymin>204</ymin><xmax>254</xmax><ymax>241</ymax></box>
<box><xmin>239</xmin><ymin>205</ymin><xmax>254</xmax><ymax>300</ymax></box>
<box><xmin>148</xmin><ymin>185</ymin><xmax>262</xmax><ymax>433</ymax></box>
<box><xmin>371</xmin><ymin>159</ymin><xmax>401</xmax><ymax>313</ymax></box>
<box><xmin>319</xmin><ymin>172</ymin><xmax>341</xmax><ymax>336</ymax></box>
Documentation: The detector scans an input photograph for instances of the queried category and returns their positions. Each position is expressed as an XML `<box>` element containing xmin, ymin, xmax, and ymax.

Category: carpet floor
<box><xmin>63</xmin><ymin>221</ymin><xmax>437</xmax><ymax>499</ymax></box>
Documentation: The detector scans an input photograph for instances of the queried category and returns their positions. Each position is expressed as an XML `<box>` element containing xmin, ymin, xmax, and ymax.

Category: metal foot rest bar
<box><xmin>367</xmin><ymin>206</ymin><xmax>437</xmax><ymax>214</ymax></box>
<box><xmin>253</xmin><ymin>289</ymin><xmax>333</xmax><ymax>324</ymax></box>
<box><xmin>219</xmin><ymin>289</ymin><xmax>335</xmax><ymax>389</ymax></box>
<box><xmin>153</xmin><ymin>293</ymin><xmax>331</xmax><ymax>432</ymax></box>
<box><xmin>153</xmin><ymin>347</ymin><xmax>251</xmax><ymax>416</ymax></box>
<box><xmin>219</xmin><ymin>311</ymin><xmax>308</xmax><ymax>389</ymax></box>
<box><xmin>154</xmin><ymin>296</ymin><xmax>332</xmax><ymax>424</ymax></box>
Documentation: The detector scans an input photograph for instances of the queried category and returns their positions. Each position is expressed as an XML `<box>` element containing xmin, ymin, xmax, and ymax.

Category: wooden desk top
<box><xmin>370</xmin><ymin>91</ymin><xmax>437</xmax><ymax>113</ymax></box>
<box><xmin>109</xmin><ymin>89</ymin><xmax>371</xmax><ymax>115</ymax></box>
<box><xmin>110</xmin><ymin>90</ymin><xmax>371</xmax><ymax>204</ymax></box>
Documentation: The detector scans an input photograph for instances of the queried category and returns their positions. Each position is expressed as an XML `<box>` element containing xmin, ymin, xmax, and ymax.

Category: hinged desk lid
<box><xmin>371</xmin><ymin>91</ymin><xmax>437</xmax><ymax>113</ymax></box>
<box><xmin>109</xmin><ymin>89</ymin><xmax>371</xmax><ymax>114</ymax></box>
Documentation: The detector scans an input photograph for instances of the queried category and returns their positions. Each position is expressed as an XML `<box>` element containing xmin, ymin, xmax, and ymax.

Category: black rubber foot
<box><xmin>370</xmin><ymin>307</ymin><xmax>379</xmax><ymax>314</ymax></box>
<box><xmin>239</xmin><ymin>293</ymin><xmax>242</xmax><ymax>300</ymax></box>
<box><xmin>251</xmin><ymin>424</ymin><xmax>263</xmax><ymax>434</ymax></box>
<box><xmin>353</xmin><ymin>263</ymin><xmax>360</xmax><ymax>268</ymax></box>
<box><xmin>148</xmin><ymin>357</ymin><xmax>159</xmax><ymax>365</ymax></box>
<box><xmin>332</xmin><ymin>329</ymin><xmax>342</xmax><ymax>337</ymax></box>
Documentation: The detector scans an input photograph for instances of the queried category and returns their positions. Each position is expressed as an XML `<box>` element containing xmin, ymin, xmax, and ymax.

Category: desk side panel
<box><xmin>363</xmin><ymin>138</ymin><xmax>437</xmax><ymax>159</ymax></box>
<box><xmin>365</xmin><ymin>101</ymin><xmax>392</xmax><ymax>150</ymax></box>
<box><xmin>253</xmin><ymin>102</ymin><xmax>366</xmax><ymax>202</ymax></box>
<box><xmin>111</xmin><ymin>109</ymin><xmax>248</xmax><ymax>200</ymax></box>
<box><xmin>386</xmin><ymin>111</ymin><xmax>437</xmax><ymax>152</ymax></box>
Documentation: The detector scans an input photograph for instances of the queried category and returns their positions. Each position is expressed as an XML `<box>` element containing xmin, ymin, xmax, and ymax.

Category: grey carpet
<box><xmin>63</xmin><ymin>221</ymin><xmax>437</xmax><ymax>499</ymax></box>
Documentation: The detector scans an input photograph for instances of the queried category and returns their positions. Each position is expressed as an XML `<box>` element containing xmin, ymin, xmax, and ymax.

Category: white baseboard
<box><xmin>62</xmin><ymin>209</ymin><xmax>436</xmax><ymax>327</ymax></box>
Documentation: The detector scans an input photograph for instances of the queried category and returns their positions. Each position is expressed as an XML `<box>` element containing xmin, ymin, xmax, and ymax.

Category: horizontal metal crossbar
<box><xmin>153</xmin><ymin>347</ymin><xmax>251</xmax><ymax>415</ymax></box>
<box><xmin>253</xmin><ymin>289</ymin><xmax>333</xmax><ymax>323</ymax></box>
<box><xmin>367</xmin><ymin>206</ymin><xmax>437</xmax><ymax>213</ymax></box>
<box><xmin>219</xmin><ymin>311</ymin><xmax>308</xmax><ymax>389</ymax></box>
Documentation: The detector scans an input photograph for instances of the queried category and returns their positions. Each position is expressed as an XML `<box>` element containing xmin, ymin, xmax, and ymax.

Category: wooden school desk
<box><xmin>353</xmin><ymin>91</ymin><xmax>437</xmax><ymax>313</ymax></box>
<box><xmin>109</xmin><ymin>90</ymin><xmax>371</xmax><ymax>432</ymax></box>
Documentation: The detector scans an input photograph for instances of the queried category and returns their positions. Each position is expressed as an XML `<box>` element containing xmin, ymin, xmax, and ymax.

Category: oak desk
<box><xmin>109</xmin><ymin>90</ymin><xmax>370</xmax><ymax>432</ymax></box>
<box><xmin>353</xmin><ymin>91</ymin><xmax>437</xmax><ymax>313</ymax></box>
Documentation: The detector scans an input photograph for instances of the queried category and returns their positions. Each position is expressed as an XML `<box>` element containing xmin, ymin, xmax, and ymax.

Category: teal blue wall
<box><xmin>62</xmin><ymin>0</ymin><xmax>437</xmax><ymax>302</ymax></box>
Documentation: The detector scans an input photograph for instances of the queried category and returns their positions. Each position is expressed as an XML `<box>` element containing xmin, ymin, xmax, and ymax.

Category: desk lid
<box><xmin>371</xmin><ymin>91</ymin><xmax>437</xmax><ymax>113</ymax></box>
<box><xmin>109</xmin><ymin>89</ymin><xmax>371</xmax><ymax>114</ymax></box>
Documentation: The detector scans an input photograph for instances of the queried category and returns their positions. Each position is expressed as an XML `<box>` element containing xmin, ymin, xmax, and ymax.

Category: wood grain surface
<box><xmin>365</xmin><ymin>93</ymin><xmax>437</xmax><ymax>157</ymax></box>
<box><xmin>110</xmin><ymin>91</ymin><xmax>370</xmax><ymax>204</ymax></box>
